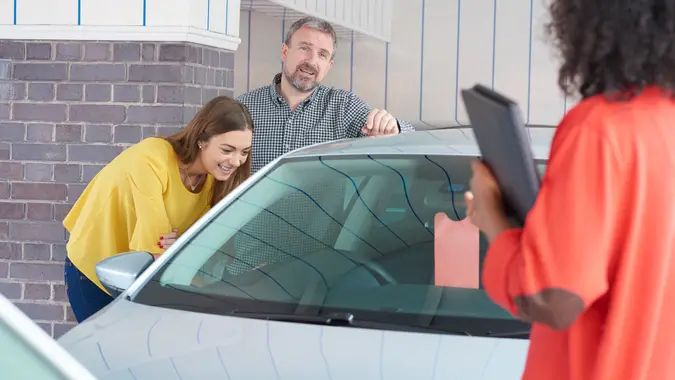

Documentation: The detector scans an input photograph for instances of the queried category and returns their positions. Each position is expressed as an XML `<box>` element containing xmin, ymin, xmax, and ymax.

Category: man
<box><xmin>236</xmin><ymin>16</ymin><xmax>415</xmax><ymax>173</ymax></box>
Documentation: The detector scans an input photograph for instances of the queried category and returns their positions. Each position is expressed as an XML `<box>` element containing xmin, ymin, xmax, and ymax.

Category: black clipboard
<box><xmin>460</xmin><ymin>84</ymin><xmax>541</xmax><ymax>226</ymax></box>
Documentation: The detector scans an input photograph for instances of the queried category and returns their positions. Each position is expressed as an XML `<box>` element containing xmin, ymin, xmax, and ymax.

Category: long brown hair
<box><xmin>165</xmin><ymin>96</ymin><xmax>254</xmax><ymax>207</ymax></box>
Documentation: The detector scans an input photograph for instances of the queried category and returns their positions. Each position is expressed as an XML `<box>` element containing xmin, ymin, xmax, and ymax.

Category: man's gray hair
<box><xmin>284</xmin><ymin>16</ymin><xmax>338</xmax><ymax>58</ymax></box>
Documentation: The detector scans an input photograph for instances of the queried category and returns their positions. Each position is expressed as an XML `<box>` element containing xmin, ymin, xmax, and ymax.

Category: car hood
<box><xmin>58</xmin><ymin>299</ymin><xmax>528</xmax><ymax>380</ymax></box>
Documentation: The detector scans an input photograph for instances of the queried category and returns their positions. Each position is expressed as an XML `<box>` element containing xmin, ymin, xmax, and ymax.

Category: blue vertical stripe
<box><xmin>281</xmin><ymin>9</ymin><xmax>286</xmax><ymax>70</ymax></box>
<box><xmin>491</xmin><ymin>0</ymin><xmax>497</xmax><ymax>89</ymax></box>
<box><xmin>349</xmin><ymin>31</ymin><xmax>354</xmax><ymax>91</ymax></box>
<box><xmin>246</xmin><ymin>10</ymin><xmax>252</xmax><ymax>92</ymax></box>
<box><xmin>225</xmin><ymin>0</ymin><xmax>229</xmax><ymax>34</ymax></box>
<box><xmin>526</xmin><ymin>0</ymin><xmax>534</xmax><ymax>137</ymax></box>
<box><xmin>281</xmin><ymin>9</ymin><xmax>286</xmax><ymax>40</ymax></box>
<box><xmin>384</xmin><ymin>42</ymin><xmax>389</xmax><ymax>109</ymax></box>
<box><xmin>453</xmin><ymin>0</ymin><xmax>464</xmax><ymax>125</ymax></box>
<box><xmin>418</xmin><ymin>0</ymin><xmax>425</xmax><ymax>121</ymax></box>
<box><xmin>207</xmin><ymin>0</ymin><xmax>211</xmax><ymax>30</ymax></box>
<box><xmin>13</xmin><ymin>0</ymin><xmax>16</xmax><ymax>24</ymax></box>
<box><xmin>383</xmin><ymin>0</ymin><xmax>389</xmax><ymax>109</ymax></box>
<box><xmin>77</xmin><ymin>0</ymin><xmax>81</xmax><ymax>25</ymax></box>
<box><xmin>526</xmin><ymin>0</ymin><xmax>534</xmax><ymax>124</ymax></box>
<box><xmin>142</xmin><ymin>0</ymin><xmax>146</xmax><ymax>26</ymax></box>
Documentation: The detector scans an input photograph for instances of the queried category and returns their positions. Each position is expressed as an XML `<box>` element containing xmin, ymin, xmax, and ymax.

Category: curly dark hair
<box><xmin>546</xmin><ymin>0</ymin><xmax>675</xmax><ymax>99</ymax></box>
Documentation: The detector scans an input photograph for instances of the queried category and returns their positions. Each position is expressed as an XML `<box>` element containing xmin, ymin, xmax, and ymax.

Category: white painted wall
<box><xmin>255</xmin><ymin>0</ymin><xmax>393</xmax><ymax>41</ymax></box>
<box><xmin>0</xmin><ymin>0</ymin><xmax>243</xmax><ymax>50</ymax></box>
<box><xmin>235</xmin><ymin>0</ymin><xmax>579</xmax><ymax>128</ymax></box>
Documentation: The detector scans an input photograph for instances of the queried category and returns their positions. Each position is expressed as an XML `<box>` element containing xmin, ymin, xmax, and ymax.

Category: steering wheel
<box><xmin>360</xmin><ymin>261</ymin><xmax>398</xmax><ymax>285</ymax></box>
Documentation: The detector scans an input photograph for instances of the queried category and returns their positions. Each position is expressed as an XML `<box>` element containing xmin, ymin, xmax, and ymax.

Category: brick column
<box><xmin>0</xmin><ymin>0</ymin><xmax>241</xmax><ymax>337</ymax></box>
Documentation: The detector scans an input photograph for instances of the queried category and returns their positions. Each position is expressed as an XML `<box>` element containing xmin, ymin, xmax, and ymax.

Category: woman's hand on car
<box><xmin>158</xmin><ymin>228</ymin><xmax>179</xmax><ymax>250</ymax></box>
<box><xmin>153</xmin><ymin>228</ymin><xmax>179</xmax><ymax>260</ymax></box>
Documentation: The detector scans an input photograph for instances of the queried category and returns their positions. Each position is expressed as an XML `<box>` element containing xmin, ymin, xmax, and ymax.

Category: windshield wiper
<box><xmin>485</xmin><ymin>330</ymin><xmax>530</xmax><ymax>338</ymax></box>
<box><xmin>228</xmin><ymin>310</ymin><xmax>473</xmax><ymax>336</ymax></box>
<box><xmin>229</xmin><ymin>311</ymin><xmax>356</xmax><ymax>326</ymax></box>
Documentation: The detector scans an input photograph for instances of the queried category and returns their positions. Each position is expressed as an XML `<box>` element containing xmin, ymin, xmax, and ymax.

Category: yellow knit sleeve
<box><xmin>126</xmin><ymin>160</ymin><xmax>174</xmax><ymax>254</ymax></box>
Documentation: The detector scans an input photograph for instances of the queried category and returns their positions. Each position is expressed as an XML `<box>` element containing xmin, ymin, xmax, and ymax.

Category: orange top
<box><xmin>483</xmin><ymin>87</ymin><xmax>675</xmax><ymax>380</ymax></box>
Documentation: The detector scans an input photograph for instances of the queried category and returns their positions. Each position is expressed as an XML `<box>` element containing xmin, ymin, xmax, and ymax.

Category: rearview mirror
<box><xmin>95</xmin><ymin>251</ymin><xmax>155</xmax><ymax>298</ymax></box>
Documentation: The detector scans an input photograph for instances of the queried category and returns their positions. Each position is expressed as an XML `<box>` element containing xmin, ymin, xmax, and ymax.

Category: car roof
<box><xmin>284</xmin><ymin>126</ymin><xmax>555</xmax><ymax>161</ymax></box>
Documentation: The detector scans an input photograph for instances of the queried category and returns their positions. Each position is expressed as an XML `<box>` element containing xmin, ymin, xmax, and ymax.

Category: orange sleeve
<box><xmin>482</xmin><ymin>122</ymin><xmax>622</xmax><ymax>316</ymax></box>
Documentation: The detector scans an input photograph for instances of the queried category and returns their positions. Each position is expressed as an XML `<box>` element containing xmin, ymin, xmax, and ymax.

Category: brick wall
<box><xmin>0</xmin><ymin>40</ymin><xmax>235</xmax><ymax>337</ymax></box>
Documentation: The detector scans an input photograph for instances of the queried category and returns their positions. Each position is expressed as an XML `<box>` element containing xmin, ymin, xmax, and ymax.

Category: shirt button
<box><xmin>284</xmin><ymin>144</ymin><xmax>290</xmax><ymax>150</ymax></box>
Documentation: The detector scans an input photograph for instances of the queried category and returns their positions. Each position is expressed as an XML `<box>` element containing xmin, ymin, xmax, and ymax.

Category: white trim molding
<box><xmin>241</xmin><ymin>0</ymin><xmax>393</xmax><ymax>42</ymax></box>
<box><xmin>0</xmin><ymin>25</ymin><xmax>242</xmax><ymax>51</ymax></box>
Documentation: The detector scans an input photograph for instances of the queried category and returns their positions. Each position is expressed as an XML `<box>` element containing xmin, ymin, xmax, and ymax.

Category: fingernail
<box><xmin>160</xmin><ymin>236</ymin><xmax>164</xmax><ymax>240</ymax></box>
<box><xmin>157</xmin><ymin>242</ymin><xmax>161</xmax><ymax>246</ymax></box>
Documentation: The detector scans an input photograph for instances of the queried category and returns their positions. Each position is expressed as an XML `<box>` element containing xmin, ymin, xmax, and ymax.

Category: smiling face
<box><xmin>198</xmin><ymin>129</ymin><xmax>252</xmax><ymax>181</ymax></box>
<box><xmin>281</xmin><ymin>26</ymin><xmax>335</xmax><ymax>92</ymax></box>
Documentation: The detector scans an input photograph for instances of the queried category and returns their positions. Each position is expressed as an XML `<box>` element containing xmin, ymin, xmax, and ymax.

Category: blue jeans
<box><xmin>64</xmin><ymin>257</ymin><xmax>114</xmax><ymax>323</ymax></box>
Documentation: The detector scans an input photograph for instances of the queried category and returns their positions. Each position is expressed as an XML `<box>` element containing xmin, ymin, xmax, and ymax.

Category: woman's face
<box><xmin>199</xmin><ymin>129</ymin><xmax>252</xmax><ymax>181</ymax></box>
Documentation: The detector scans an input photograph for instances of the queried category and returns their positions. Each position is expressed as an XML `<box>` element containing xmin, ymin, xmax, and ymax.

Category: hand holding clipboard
<box><xmin>461</xmin><ymin>84</ymin><xmax>542</xmax><ymax>227</ymax></box>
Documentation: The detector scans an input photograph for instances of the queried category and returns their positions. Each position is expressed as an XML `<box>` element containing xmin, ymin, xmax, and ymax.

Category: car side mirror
<box><xmin>95</xmin><ymin>251</ymin><xmax>155</xmax><ymax>298</ymax></box>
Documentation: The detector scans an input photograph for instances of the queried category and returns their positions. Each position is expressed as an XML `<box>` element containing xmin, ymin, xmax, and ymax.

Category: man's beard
<box><xmin>283</xmin><ymin>63</ymin><xmax>319</xmax><ymax>93</ymax></box>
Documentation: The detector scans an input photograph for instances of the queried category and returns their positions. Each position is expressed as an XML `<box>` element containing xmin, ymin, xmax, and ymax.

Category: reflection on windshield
<box><xmin>136</xmin><ymin>154</ymin><xmax>534</xmax><ymax>338</ymax></box>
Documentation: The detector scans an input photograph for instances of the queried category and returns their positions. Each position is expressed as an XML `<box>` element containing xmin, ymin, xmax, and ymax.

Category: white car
<box><xmin>58</xmin><ymin>128</ymin><xmax>552</xmax><ymax>379</ymax></box>
<box><xmin>0</xmin><ymin>292</ymin><xmax>96</xmax><ymax>380</ymax></box>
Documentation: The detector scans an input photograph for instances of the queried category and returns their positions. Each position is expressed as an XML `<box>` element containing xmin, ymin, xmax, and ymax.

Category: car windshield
<box><xmin>135</xmin><ymin>154</ymin><xmax>544</xmax><ymax>338</ymax></box>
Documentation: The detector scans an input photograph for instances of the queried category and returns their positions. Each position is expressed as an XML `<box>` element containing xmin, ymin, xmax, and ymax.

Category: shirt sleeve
<box><xmin>342</xmin><ymin>92</ymin><xmax>414</xmax><ymax>137</ymax></box>
<box><xmin>126</xmin><ymin>161</ymin><xmax>174</xmax><ymax>254</ymax></box>
<box><xmin>482</xmin><ymin>123</ymin><xmax>622</xmax><ymax>321</ymax></box>
<box><xmin>343</xmin><ymin>92</ymin><xmax>371</xmax><ymax>138</ymax></box>
<box><xmin>397</xmin><ymin>120</ymin><xmax>415</xmax><ymax>133</ymax></box>
<box><xmin>234</xmin><ymin>93</ymin><xmax>246</xmax><ymax>103</ymax></box>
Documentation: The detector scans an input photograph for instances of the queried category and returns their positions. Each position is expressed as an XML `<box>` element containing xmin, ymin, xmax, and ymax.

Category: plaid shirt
<box><xmin>236</xmin><ymin>73</ymin><xmax>416</xmax><ymax>173</ymax></box>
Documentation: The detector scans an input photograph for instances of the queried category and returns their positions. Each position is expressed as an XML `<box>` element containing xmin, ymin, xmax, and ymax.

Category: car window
<box><xmin>136</xmin><ymin>154</ymin><xmax>544</xmax><ymax>337</ymax></box>
<box><xmin>0</xmin><ymin>294</ymin><xmax>97</xmax><ymax>380</ymax></box>
<box><xmin>0</xmin><ymin>320</ymin><xmax>73</xmax><ymax>380</ymax></box>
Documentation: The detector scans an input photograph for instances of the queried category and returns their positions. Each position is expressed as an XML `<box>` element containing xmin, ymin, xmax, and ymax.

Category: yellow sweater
<box><xmin>63</xmin><ymin>137</ymin><xmax>213</xmax><ymax>292</ymax></box>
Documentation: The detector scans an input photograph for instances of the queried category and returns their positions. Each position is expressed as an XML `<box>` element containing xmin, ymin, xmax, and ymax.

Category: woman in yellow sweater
<box><xmin>63</xmin><ymin>96</ymin><xmax>254</xmax><ymax>322</ymax></box>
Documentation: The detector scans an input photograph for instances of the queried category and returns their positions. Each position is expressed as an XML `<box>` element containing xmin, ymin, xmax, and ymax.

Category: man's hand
<box><xmin>361</xmin><ymin>109</ymin><xmax>399</xmax><ymax>136</ymax></box>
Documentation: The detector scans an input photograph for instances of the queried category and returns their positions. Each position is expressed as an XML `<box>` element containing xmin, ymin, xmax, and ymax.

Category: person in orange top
<box><xmin>464</xmin><ymin>1</ymin><xmax>675</xmax><ymax>379</ymax></box>
<box><xmin>63</xmin><ymin>96</ymin><xmax>254</xmax><ymax>323</ymax></box>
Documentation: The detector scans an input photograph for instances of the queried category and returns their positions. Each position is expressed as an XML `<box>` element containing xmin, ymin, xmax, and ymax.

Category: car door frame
<box><xmin>0</xmin><ymin>294</ymin><xmax>97</xmax><ymax>380</ymax></box>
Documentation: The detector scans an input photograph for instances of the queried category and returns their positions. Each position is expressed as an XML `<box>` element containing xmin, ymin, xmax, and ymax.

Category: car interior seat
<box><xmin>227</xmin><ymin>179</ymin><xmax>347</xmax><ymax>276</ymax></box>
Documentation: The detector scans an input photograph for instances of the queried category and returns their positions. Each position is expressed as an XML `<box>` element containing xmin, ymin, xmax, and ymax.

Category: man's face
<box><xmin>281</xmin><ymin>26</ymin><xmax>335</xmax><ymax>92</ymax></box>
